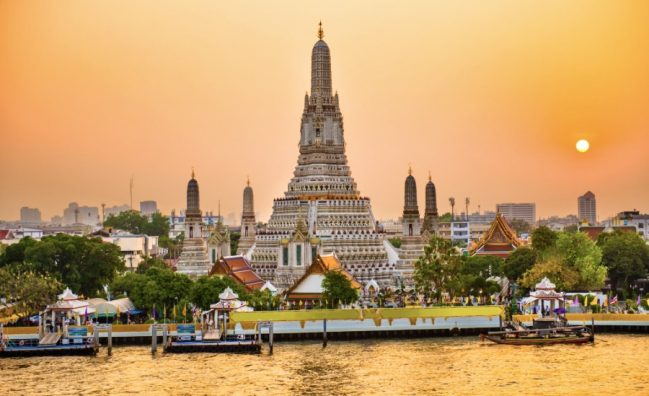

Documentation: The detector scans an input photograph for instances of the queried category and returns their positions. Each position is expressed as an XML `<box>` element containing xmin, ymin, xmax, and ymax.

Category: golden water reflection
<box><xmin>1</xmin><ymin>335</ymin><xmax>647</xmax><ymax>395</ymax></box>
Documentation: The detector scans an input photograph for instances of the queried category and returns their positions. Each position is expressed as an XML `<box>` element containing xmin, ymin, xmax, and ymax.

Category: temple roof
<box><xmin>285</xmin><ymin>253</ymin><xmax>361</xmax><ymax>299</ymax></box>
<box><xmin>209</xmin><ymin>256</ymin><xmax>265</xmax><ymax>291</ymax></box>
<box><xmin>470</xmin><ymin>213</ymin><xmax>521</xmax><ymax>257</ymax></box>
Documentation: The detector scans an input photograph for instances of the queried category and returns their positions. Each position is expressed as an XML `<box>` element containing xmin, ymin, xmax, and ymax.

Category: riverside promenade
<box><xmin>4</xmin><ymin>308</ymin><xmax>649</xmax><ymax>345</ymax></box>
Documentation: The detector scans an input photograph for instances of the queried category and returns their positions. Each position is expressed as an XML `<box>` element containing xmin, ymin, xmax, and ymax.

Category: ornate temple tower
<box><xmin>402</xmin><ymin>167</ymin><xmax>421</xmax><ymax>236</ymax></box>
<box><xmin>237</xmin><ymin>178</ymin><xmax>257</xmax><ymax>256</ymax></box>
<box><xmin>176</xmin><ymin>170</ymin><xmax>211</xmax><ymax>277</ymax></box>
<box><xmin>421</xmin><ymin>172</ymin><xmax>439</xmax><ymax>234</ymax></box>
<box><xmin>250</xmin><ymin>24</ymin><xmax>390</xmax><ymax>289</ymax></box>
<box><xmin>395</xmin><ymin>168</ymin><xmax>425</xmax><ymax>286</ymax></box>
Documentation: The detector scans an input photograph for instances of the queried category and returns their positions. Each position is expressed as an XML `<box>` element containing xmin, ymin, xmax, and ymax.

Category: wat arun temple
<box><xmin>248</xmin><ymin>25</ymin><xmax>393</xmax><ymax>289</ymax></box>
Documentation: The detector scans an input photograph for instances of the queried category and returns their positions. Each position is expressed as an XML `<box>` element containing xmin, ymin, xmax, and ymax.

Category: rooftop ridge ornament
<box><xmin>317</xmin><ymin>21</ymin><xmax>324</xmax><ymax>40</ymax></box>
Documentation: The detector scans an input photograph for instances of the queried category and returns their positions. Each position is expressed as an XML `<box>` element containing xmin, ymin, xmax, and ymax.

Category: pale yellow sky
<box><xmin>1</xmin><ymin>1</ymin><xmax>648</xmax><ymax>223</ymax></box>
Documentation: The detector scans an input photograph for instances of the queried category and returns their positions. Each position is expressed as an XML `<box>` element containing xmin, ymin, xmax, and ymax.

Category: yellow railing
<box><xmin>514</xmin><ymin>313</ymin><xmax>649</xmax><ymax>323</ymax></box>
<box><xmin>229</xmin><ymin>306</ymin><xmax>504</xmax><ymax>323</ymax></box>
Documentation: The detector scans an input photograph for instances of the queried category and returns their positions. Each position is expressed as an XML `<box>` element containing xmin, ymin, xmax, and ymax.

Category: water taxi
<box><xmin>164</xmin><ymin>287</ymin><xmax>261</xmax><ymax>353</ymax></box>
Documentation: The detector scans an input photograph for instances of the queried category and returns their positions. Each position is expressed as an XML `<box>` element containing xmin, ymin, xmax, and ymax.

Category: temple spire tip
<box><xmin>317</xmin><ymin>21</ymin><xmax>324</xmax><ymax>40</ymax></box>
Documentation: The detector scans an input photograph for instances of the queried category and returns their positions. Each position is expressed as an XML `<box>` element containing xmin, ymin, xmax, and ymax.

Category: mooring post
<box><xmin>151</xmin><ymin>325</ymin><xmax>157</xmax><ymax>354</ymax></box>
<box><xmin>107</xmin><ymin>326</ymin><xmax>113</xmax><ymax>356</ymax></box>
<box><xmin>162</xmin><ymin>325</ymin><xmax>168</xmax><ymax>350</ymax></box>
<box><xmin>269</xmin><ymin>322</ymin><xmax>274</xmax><ymax>355</ymax></box>
<box><xmin>323</xmin><ymin>319</ymin><xmax>328</xmax><ymax>348</ymax></box>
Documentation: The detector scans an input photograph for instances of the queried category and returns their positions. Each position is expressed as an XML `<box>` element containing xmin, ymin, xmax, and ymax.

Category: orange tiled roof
<box><xmin>209</xmin><ymin>256</ymin><xmax>265</xmax><ymax>291</ymax></box>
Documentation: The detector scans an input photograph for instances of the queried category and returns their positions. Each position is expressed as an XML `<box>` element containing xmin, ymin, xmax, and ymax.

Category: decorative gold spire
<box><xmin>191</xmin><ymin>166</ymin><xmax>195</xmax><ymax>179</ymax></box>
<box><xmin>428</xmin><ymin>171</ymin><xmax>432</xmax><ymax>182</ymax></box>
<box><xmin>408</xmin><ymin>164</ymin><xmax>412</xmax><ymax>176</ymax></box>
<box><xmin>317</xmin><ymin>21</ymin><xmax>324</xmax><ymax>40</ymax></box>
<box><xmin>246</xmin><ymin>175</ymin><xmax>250</xmax><ymax>187</ymax></box>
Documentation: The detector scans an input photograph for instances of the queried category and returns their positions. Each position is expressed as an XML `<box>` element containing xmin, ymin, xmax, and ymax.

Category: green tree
<box><xmin>247</xmin><ymin>289</ymin><xmax>281</xmax><ymax>311</ymax></box>
<box><xmin>598</xmin><ymin>230</ymin><xmax>649</xmax><ymax>293</ymax></box>
<box><xmin>388</xmin><ymin>238</ymin><xmax>402</xmax><ymax>249</ymax></box>
<box><xmin>521</xmin><ymin>231</ymin><xmax>606</xmax><ymax>290</ymax></box>
<box><xmin>104</xmin><ymin>210</ymin><xmax>148</xmax><ymax>234</ymax></box>
<box><xmin>188</xmin><ymin>276</ymin><xmax>248</xmax><ymax>310</ymax></box>
<box><xmin>509</xmin><ymin>219</ymin><xmax>531</xmax><ymax>235</ymax></box>
<box><xmin>110</xmin><ymin>266</ymin><xmax>192</xmax><ymax>317</ymax></box>
<box><xmin>1</xmin><ymin>234</ymin><xmax>125</xmax><ymax>297</ymax></box>
<box><xmin>414</xmin><ymin>236</ymin><xmax>463</xmax><ymax>300</ymax></box>
<box><xmin>143</xmin><ymin>212</ymin><xmax>170</xmax><ymax>236</ymax></box>
<box><xmin>230</xmin><ymin>232</ymin><xmax>241</xmax><ymax>254</ymax></box>
<box><xmin>321</xmin><ymin>270</ymin><xmax>359</xmax><ymax>308</ymax></box>
<box><xmin>136</xmin><ymin>256</ymin><xmax>168</xmax><ymax>274</ymax></box>
<box><xmin>531</xmin><ymin>226</ymin><xmax>557</xmax><ymax>252</ymax></box>
<box><xmin>502</xmin><ymin>247</ymin><xmax>537</xmax><ymax>282</ymax></box>
<box><xmin>0</xmin><ymin>267</ymin><xmax>62</xmax><ymax>318</ymax></box>
<box><xmin>463</xmin><ymin>255</ymin><xmax>503</xmax><ymax>278</ymax></box>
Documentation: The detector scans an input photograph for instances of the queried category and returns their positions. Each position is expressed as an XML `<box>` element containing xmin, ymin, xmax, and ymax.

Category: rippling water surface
<box><xmin>2</xmin><ymin>334</ymin><xmax>647</xmax><ymax>395</ymax></box>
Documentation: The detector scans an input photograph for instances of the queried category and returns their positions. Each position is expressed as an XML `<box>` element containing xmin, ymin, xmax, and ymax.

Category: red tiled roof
<box><xmin>209</xmin><ymin>256</ymin><xmax>265</xmax><ymax>291</ymax></box>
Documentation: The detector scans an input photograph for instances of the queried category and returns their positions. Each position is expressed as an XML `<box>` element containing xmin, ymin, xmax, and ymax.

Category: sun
<box><xmin>576</xmin><ymin>139</ymin><xmax>590</xmax><ymax>153</ymax></box>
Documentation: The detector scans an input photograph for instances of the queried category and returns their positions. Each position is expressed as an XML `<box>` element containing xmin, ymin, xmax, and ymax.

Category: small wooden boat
<box><xmin>481</xmin><ymin>325</ymin><xmax>594</xmax><ymax>346</ymax></box>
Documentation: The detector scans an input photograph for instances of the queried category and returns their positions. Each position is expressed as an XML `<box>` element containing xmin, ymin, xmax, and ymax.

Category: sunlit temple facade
<box><xmin>249</xmin><ymin>24</ymin><xmax>391</xmax><ymax>289</ymax></box>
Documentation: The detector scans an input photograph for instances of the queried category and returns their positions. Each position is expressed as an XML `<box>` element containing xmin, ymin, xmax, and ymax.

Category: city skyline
<box><xmin>2</xmin><ymin>1</ymin><xmax>648</xmax><ymax>222</ymax></box>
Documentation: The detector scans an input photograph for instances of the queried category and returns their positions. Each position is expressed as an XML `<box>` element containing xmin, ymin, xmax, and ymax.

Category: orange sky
<box><xmin>1</xmin><ymin>1</ymin><xmax>648</xmax><ymax>223</ymax></box>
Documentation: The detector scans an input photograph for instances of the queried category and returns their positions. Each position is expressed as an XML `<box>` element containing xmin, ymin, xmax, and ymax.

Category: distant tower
<box><xmin>422</xmin><ymin>172</ymin><xmax>438</xmax><ymax>233</ymax></box>
<box><xmin>578</xmin><ymin>191</ymin><xmax>597</xmax><ymax>225</ymax></box>
<box><xmin>237</xmin><ymin>177</ymin><xmax>257</xmax><ymax>256</ymax></box>
<box><xmin>176</xmin><ymin>169</ymin><xmax>211</xmax><ymax>277</ymax></box>
<box><xmin>402</xmin><ymin>167</ymin><xmax>421</xmax><ymax>236</ymax></box>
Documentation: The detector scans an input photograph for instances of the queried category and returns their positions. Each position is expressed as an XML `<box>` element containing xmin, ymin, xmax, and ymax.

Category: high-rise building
<box><xmin>175</xmin><ymin>170</ymin><xmax>211</xmax><ymax>277</ymax></box>
<box><xmin>578</xmin><ymin>191</ymin><xmax>597</xmax><ymax>225</ymax></box>
<box><xmin>139</xmin><ymin>200</ymin><xmax>158</xmax><ymax>216</ymax></box>
<box><xmin>20</xmin><ymin>207</ymin><xmax>42</xmax><ymax>224</ymax></box>
<box><xmin>62</xmin><ymin>202</ymin><xmax>100</xmax><ymax>226</ymax></box>
<box><xmin>249</xmin><ymin>24</ymin><xmax>389</xmax><ymax>289</ymax></box>
<box><xmin>496</xmin><ymin>203</ymin><xmax>536</xmax><ymax>226</ymax></box>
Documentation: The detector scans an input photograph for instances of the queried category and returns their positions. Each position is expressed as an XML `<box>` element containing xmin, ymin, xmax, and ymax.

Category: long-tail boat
<box><xmin>481</xmin><ymin>277</ymin><xmax>595</xmax><ymax>346</ymax></box>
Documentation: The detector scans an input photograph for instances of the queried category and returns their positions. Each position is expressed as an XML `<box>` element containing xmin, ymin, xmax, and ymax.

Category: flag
<box><xmin>603</xmin><ymin>296</ymin><xmax>608</xmax><ymax>307</ymax></box>
<box><xmin>637</xmin><ymin>295</ymin><xmax>642</xmax><ymax>306</ymax></box>
<box><xmin>84</xmin><ymin>306</ymin><xmax>88</xmax><ymax>318</ymax></box>
<box><xmin>573</xmin><ymin>295</ymin><xmax>579</xmax><ymax>306</ymax></box>
<box><xmin>152</xmin><ymin>305</ymin><xmax>157</xmax><ymax>320</ymax></box>
<box><xmin>173</xmin><ymin>305</ymin><xmax>177</xmax><ymax>319</ymax></box>
<box><xmin>584</xmin><ymin>296</ymin><xmax>588</xmax><ymax>306</ymax></box>
<box><xmin>182</xmin><ymin>304</ymin><xmax>187</xmax><ymax>317</ymax></box>
<box><xmin>611</xmin><ymin>295</ymin><xmax>618</xmax><ymax>305</ymax></box>
<box><xmin>590</xmin><ymin>296</ymin><xmax>598</xmax><ymax>306</ymax></box>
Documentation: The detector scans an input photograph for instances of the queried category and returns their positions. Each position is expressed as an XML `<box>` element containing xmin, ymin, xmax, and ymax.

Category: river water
<box><xmin>1</xmin><ymin>334</ymin><xmax>647</xmax><ymax>395</ymax></box>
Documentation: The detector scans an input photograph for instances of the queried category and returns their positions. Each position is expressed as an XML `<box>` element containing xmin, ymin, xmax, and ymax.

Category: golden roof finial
<box><xmin>408</xmin><ymin>164</ymin><xmax>412</xmax><ymax>176</ymax></box>
<box><xmin>246</xmin><ymin>175</ymin><xmax>250</xmax><ymax>187</ymax></box>
<box><xmin>428</xmin><ymin>171</ymin><xmax>432</xmax><ymax>182</ymax></box>
<box><xmin>191</xmin><ymin>166</ymin><xmax>195</xmax><ymax>179</ymax></box>
<box><xmin>318</xmin><ymin>21</ymin><xmax>324</xmax><ymax>40</ymax></box>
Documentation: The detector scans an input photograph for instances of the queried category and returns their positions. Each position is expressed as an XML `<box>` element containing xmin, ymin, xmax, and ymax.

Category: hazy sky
<box><xmin>1</xmin><ymin>1</ymin><xmax>648</xmax><ymax>223</ymax></box>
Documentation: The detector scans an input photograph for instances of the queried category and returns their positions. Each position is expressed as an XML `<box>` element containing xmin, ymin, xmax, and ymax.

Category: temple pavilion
<box><xmin>470</xmin><ymin>213</ymin><xmax>521</xmax><ymax>257</ymax></box>
<box><xmin>285</xmin><ymin>253</ymin><xmax>361</xmax><ymax>306</ymax></box>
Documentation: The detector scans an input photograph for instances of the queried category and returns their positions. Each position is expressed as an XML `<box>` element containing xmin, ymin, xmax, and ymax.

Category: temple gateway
<box><xmin>248</xmin><ymin>24</ymin><xmax>392</xmax><ymax>289</ymax></box>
